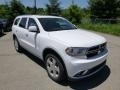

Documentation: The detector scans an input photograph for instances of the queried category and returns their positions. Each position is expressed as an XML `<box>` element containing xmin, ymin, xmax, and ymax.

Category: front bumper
<box><xmin>64</xmin><ymin>50</ymin><xmax>108</xmax><ymax>79</ymax></box>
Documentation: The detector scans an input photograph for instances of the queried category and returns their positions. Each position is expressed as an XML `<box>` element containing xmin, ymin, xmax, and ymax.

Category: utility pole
<box><xmin>72</xmin><ymin>0</ymin><xmax>74</xmax><ymax>5</ymax></box>
<box><xmin>33</xmin><ymin>0</ymin><xmax>37</xmax><ymax>14</ymax></box>
<box><xmin>4</xmin><ymin>0</ymin><xmax>8</xmax><ymax>5</ymax></box>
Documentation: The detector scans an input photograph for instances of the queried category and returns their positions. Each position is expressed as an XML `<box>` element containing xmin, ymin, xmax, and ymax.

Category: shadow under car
<box><xmin>21</xmin><ymin>49</ymin><xmax>110</xmax><ymax>90</ymax></box>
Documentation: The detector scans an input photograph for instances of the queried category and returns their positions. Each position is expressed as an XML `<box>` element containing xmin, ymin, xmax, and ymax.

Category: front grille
<box><xmin>86</xmin><ymin>43</ymin><xmax>106</xmax><ymax>58</ymax></box>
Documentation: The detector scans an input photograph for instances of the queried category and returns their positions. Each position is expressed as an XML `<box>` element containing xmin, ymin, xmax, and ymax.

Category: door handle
<box><xmin>25</xmin><ymin>34</ymin><xmax>28</xmax><ymax>37</ymax></box>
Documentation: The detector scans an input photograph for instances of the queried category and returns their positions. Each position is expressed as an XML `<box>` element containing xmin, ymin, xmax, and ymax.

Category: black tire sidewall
<box><xmin>45</xmin><ymin>54</ymin><xmax>66</xmax><ymax>82</ymax></box>
<box><xmin>14</xmin><ymin>37</ymin><xmax>21</xmax><ymax>52</ymax></box>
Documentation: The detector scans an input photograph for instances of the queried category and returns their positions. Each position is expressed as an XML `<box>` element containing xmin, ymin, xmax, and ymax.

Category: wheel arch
<box><xmin>13</xmin><ymin>34</ymin><xmax>17</xmax><ymax>40</ymax></box>
<box><xmin>42</xmin><ymin>48</ymin><xmax>68</xmax><ymax>77</ymax></box>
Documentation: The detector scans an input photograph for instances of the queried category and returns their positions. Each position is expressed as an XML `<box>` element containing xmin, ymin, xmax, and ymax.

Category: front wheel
<box><xmin>45</xmin><ymin>54</ymin><xmax>66</xmax><ymax>82</ymax></box>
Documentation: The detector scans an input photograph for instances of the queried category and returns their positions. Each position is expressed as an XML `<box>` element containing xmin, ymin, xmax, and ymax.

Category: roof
<box><xmin>16</xmin><ymin>15</ymin><xmax>62</xmax><ymax>19</ymax></box>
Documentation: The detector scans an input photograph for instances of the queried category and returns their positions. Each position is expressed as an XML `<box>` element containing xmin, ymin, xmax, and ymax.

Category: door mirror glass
<box><xmin>73</xmin><ymin>24</ymin><xmax>77</xmax><ymax>28</ymax></box>
<box><xmin>28</xmin><ymin>26</ymin><xmax>37</xmax><ymax>32</ymax></box>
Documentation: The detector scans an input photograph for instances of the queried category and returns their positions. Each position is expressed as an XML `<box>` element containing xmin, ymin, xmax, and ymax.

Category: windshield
<box><xmin>38</xmin><ymin>18</ymin><xmax>77</xmax><ymax>31</ymax></box>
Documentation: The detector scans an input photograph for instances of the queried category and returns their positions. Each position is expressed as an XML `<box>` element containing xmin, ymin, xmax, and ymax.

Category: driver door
<box><xmin>25</xmin><ymin>18</ymin><xmax>39</xmax><ymax>55</ymax></box>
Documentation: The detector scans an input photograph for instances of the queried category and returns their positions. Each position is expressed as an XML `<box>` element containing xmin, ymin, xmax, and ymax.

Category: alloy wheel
<box><xmin>46</xmin><ymin>56</ymin><xmax>60</xmax><ymax>79</ymax></box>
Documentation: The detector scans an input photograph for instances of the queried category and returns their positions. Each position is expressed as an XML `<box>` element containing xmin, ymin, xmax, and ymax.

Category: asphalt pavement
<box><xmin>0</xmin><ymin>32</ymin><xmax>120</xmax><ymax>90</ymax></box>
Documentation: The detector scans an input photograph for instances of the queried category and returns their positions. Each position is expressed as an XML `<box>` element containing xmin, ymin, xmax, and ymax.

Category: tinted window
<box><xmin>14</xmin><ymin>18</ymin><xmax>20</xmax><ymax>25</ymax></box>
<box><xmin>27</xmin><ymin>18</ymin><xmax>38</xmax><ymax>28</ymax></box>
<box><xmin>19</xmin><ymin>18</ymin><xmax>27</xmax><ymax>28</ymax></box>
<box><xmin>38</xmin><ymin>18</ymin><xmax>77</xmax><ymax>32</ymax></box>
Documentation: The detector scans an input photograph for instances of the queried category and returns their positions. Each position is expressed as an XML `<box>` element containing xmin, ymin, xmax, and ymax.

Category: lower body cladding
<box><xmin>64</xmin><ymin>51</ymin><xmax>108</xmax><ymax>80</ymax></box>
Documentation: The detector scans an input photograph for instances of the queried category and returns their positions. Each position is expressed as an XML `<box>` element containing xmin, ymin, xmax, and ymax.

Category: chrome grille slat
<box><xmin>86</xmin><ymin>43</ymin><xmax>106</xmax><ymax>58</ymax></box>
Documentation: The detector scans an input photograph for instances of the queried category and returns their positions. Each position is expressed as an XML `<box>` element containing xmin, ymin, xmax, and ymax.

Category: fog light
<box><xmin>82</xmin><ymin>70</ymin><xmax>88</xmax><ymax>75</ymax></box>
<box><xmin>74</xmin><ymin>70</ymin><xmax>88</xmax><ymax>77</ymax></box>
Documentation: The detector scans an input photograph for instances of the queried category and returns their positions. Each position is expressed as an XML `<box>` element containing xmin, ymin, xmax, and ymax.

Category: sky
<box><xmin>0</xmin><ymin>0</ymin><xmax>89</xmax><ymax>8</ymax></box>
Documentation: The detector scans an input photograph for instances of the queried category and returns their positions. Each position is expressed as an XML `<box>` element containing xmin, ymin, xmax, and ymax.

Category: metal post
<box><xmin>4</xmin><ymin>0</ymin><xmax>8</xmax><ymax>5</ymax></box>
<box><xmin>34</xmin><ymin>0</ymin><xmax>37</xmax><ymax>14</ymax></box>
<box><xmin>72</xmin><ymin>0</ymin><xmax>74</xmax><ymax>5</ymax></box>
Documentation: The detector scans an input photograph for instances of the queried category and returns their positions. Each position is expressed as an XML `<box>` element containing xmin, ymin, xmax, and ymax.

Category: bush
<box><xmin>62</xmin><ymin>5</ymin><xmax>83</xmax><ymax>24</ymax></box>
<box><xmin>78</xmin><ymin>23</ymin><xmax>120</xmax><ymax>36</ymax></box>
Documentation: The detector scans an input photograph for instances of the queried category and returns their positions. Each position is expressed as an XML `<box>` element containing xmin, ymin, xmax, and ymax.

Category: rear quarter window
<box><xmin>14</xmin><ymin>18</ymin><xmax>20</xmax><ymax>25</ymax></box>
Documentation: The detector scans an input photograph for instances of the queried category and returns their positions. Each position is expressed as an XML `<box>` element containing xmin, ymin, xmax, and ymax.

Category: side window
<box><xmin>19</xmin><ymin>18</ymin><xmax>27</xmax><ymax>28</ymax></box>
<box><xmin>14</xmin><ymin>18</ymin><xmax>20</xmax><ymax>25</ymax></box>
<box><xmin>27</xmin><ymin>18</ymin><xmax>38</xmax><ymax>29</ymax></box>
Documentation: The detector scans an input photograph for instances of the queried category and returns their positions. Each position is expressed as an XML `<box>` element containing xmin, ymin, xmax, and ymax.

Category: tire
<box><xmin>14</xmin><ymin>37</ymin><xmax>22</xmax><ymax>52</ymax></box>
<box><xmin>45</xmin><ymin>54</ymin><xmax>66</xmax><ymax>82</ymax></box>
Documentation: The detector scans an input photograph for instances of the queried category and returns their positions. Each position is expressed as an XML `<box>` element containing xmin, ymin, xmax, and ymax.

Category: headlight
<box><xmin>65</xmin><ymin>47</ymin><xmax>87</xmax><ymax>56</ymax></box>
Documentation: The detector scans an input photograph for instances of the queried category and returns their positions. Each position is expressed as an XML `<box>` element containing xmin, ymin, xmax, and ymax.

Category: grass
<box><xmin>78</xmin><ymin>23</ymin><xmax>120</xmax><ymax>36</ymax></box>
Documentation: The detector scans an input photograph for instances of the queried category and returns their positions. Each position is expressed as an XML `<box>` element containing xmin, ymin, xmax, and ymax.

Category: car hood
<box><xmin>48</xmin><ymin>29</ymin><xmax>106</xmax><ymax>47</ymax></box>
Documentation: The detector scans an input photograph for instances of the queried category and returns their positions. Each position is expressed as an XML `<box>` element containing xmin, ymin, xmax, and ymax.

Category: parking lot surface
<box><xmin>0</xmin><ymin>32</ymin><xmax>120</xmax><ymax>90</ymax></box>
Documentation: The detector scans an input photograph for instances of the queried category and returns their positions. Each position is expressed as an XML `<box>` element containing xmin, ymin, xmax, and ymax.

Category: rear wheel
<box><xmin>45</xmin><ymin>54</ymin><xmax>66</xmax><ymax>82</ymax></box>
<box><xmin>14</xmin><ymin>37</ymin><xmax>22</xmax><ymax>52</ymax></box>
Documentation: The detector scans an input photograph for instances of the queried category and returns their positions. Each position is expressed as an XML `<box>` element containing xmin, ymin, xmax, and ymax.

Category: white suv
<box><xmin>12</xmin><ymin>15</ymin><xmax>108</xmax><ymax>82</ymax></box>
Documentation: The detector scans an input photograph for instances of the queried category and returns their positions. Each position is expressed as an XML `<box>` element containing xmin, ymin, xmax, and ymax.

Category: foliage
<box><xmin>89</xmin><ymin>0</ymin><xmax>120</xmax><ymax>20</ymax></box>
<box><xmin>0</xmin><ymin>0</ymin><xmax>120</xmax><ymax>36</ymax></box>
<box><xmin>9</xmin><ymin>0</ymin><xmax>25</xmax><ymax>21</ymax></box>
<box><xmin>78</xmin><ymin>23</ymin><xmax>120</xmax><ymax>36</ymax></box>
<box><xmin>82</xmin><ymin>8</ymin><xmax>90</xmax><ymax>18</ymax></box>
<box><xmin>25</xmin><ymin>7</ymin><xmax>45</xmax><ymax>15</ymax></box>
<box><xmin>46</xmin><ymin>0</ymin><xmax>61</xmax><ymax>15</ymax></box>
<box><xmin>0</xmin><ymin>5</ymin><xmax>10</xmax><ymax>19</ymax></box>
<box><xmin>37</xmin><ymin>8</ymin><xmax>46</xmax><ymax>15</ymax></box>
<box><xmin>0</xmin><ymin>0</ymin><xmax>25</xmax><ymax>31</ymax></box>
<box><xmin>25</xmin><ymin>6</ymin><xmax>33</xmax><ymax>14</ymax></box>
<box><xmin>62</xmin><ymin>5</ymin><xmax>83</xmax><ymax>24</ymax></box>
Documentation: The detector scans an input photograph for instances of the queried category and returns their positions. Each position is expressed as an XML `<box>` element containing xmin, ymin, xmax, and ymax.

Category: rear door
<box><xmin>17</xmin><ymin>17</ymin><xmax>28</xmax><ymax>48</ymax></box>
<box><xmin>12</xmin><ymin>18</ymin><xmax>20</xmax><ymax>39</ymax></box>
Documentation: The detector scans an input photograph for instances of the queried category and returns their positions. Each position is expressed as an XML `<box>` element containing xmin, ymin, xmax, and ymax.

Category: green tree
<box><xmin>9</xmin><ymin>0</ymin><xmax>25</xmax><ymax>21</ymax></box>
<box><xmin>25</xmin><ymin>6</ymin><xmax>33</xmax><ymax>14</ymax></box>
<box><xmin>62</xmin><ymin>5</ymin><xmax>82</xmax><ymax>24</ymax></box>
<box><xmin>46</xmin><ymin>0</ymin><xmax>61</xmax><ymax>15</ymax></box>
<box><xmin>89</xmin><ymin>0</ymin><xmax>120</xmax><ymax>20</ymax></box>
<box><xmin>25</xmin><ymin>7</ymin><xmax>46</xmax><ymax>15</ymax></box>
<box><xmin>82</xmin><ymin>8</ymin><xmax>90</xmax><ymax>18</ymax></box>
<box><xmin>0</xmin><ymin>5</ymin><xmax>10</xmax><ymax>19</ymax></box>
<box><xmin>37</xmin><ymin>8</ymin><xmax>46</xmax><ymax>15</ymax></box>
<box><xmin>6</xmin><ymin>0</ymin><xmax>25</xmax><ymax>31</ymax></box>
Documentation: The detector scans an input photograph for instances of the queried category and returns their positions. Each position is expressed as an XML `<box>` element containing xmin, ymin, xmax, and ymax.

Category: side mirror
<box><xmin>73</xmin><ymin>24</ymin><xmax>77</xmax><ymax>29</ymax></box>
<box><xmin>73</xmin><ymin>24</ymin><xmax>76</xmax><ymax>27</ymax></box>
<box><xmin>28</xmin><ymin>26</ymin><xmax>37</xmax><ymax>32</ymax></box>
